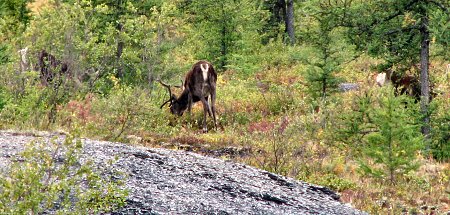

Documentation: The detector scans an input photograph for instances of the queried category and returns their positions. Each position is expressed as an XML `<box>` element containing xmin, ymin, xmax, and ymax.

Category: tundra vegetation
<box><xmin>0</xmin><ymin>0</ymin><xmax>449</xmax><ymax>214</ymax></box>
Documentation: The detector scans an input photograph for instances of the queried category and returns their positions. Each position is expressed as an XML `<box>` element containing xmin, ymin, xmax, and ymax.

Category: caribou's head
<box><xmin>158</xmin><ymin>79</ymin><xmax>186</xmax><ymax>116</ymax></box>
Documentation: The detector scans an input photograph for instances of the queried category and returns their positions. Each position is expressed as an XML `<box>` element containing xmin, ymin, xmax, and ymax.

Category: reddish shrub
<box><xmin>248</xmin><ymin>120</ymin><xmax>275</xmax><ymax>133</ymax></box>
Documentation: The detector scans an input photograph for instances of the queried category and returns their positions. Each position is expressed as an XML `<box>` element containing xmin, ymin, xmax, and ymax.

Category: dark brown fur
<box><xmin>38</xmin><ymin>50</ymin><xmax>68</xmax><ymax>86</ymax></box>
<box><xmin>390</xmin><ymin>73</ymin><xmax>421</xmax><ymax>100</ymax></box>
<box><xmin>380</xmin><ymin>70</ymin><xmax>435</xmax><ymax>102</ymax></box>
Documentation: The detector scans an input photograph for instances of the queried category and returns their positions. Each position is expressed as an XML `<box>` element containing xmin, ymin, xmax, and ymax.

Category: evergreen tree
<box><xmin>343</xmin><ymin>0</ymin><xmax>450</xmax><ymax>139</ymax></box>
<box><xmin>0</xmin><ymin>0</ymin><xmax>33</xmax><ymax>31</ymax></box>
<box><xmin>353</xmin><ymin>87</ymin><xmax>423</xmax><ymax>184</ymax></box>
<box><xmin>261</xmin><ymin>0</ymin><xmax>296</xmax><ymax>45</ymax></box>
<box><xmin>430</xmin><ymin>102</ymin><xmax>450</xmax><ymax>161</ymax></box>
<box><xmin>301</xmin><ymin>0</ymin><xmax>352</xmax><ymax>100</ymax></box>
<box><xmin>183</xmin><ymin>0</ymin><xmax>267</xmax><ymax>72</ymax></box>
<box><xmin>0</xmin><ymin>0</ymin><xmax>33</xmax><ymax>64</ymax></box>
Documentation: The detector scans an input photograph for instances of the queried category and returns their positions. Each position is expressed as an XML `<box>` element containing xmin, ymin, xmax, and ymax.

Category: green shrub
<box><xmin>265</xmin><ymin>85</ymin><xmax>296</xmax><ymax>115</ymax></box>
<box><xmin>0</xmin><ymin>87</ymin><xmax>8</xmax><ymax>111</ymax></box>
<box><xmin>0</xmin><ymin>85</ymin><xmax>48</xmax><ymax>129</ymax></box>
<box><xmin>314</xmin><ymin>174</ymin><xmax>356</xmax><ymax>192</ymax></box>
<box><xmin>0</xmin><ymin>132</ymin><xmax>127</xmax><ymax>214</ymax></box>
<box><xmin>66</xmin><ymin>85</ymin><xmax>178</xmax><ymax>139</ymax></box>
<box><xmin>429</xmin><ymin>98</ymin><xmax>450</xmax><ymax>161</ymax></box>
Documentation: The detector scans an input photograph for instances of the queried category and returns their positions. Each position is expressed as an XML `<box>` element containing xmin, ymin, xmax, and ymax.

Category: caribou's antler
<box><xmin>160</xmin><ymin>99</ymin><xmax>172</xmax><ymax>109</ymax></box>
<box><xmin>157</xmin><ymin>79</ymin><xmax>172</xmax><ymax>92</ymax></box>
<box><xmin>158</xmin><ymin>79</ymin><xmax>174</xmax><ymax>109</ymax></box>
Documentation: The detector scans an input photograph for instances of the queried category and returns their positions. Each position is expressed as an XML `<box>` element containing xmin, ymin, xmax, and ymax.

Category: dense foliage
<box><xmin>0</xmin><ymin>0</ymin><xmax>449</xmax><ymax>213</ymax></box>
<box><xmin>0</xmin><ymin>132</ymin><xmax>127</xmax><ymax>214</ymax></box>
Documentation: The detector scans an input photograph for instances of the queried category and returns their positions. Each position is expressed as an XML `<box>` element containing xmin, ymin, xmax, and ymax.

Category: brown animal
<box><xmin>38</xmin><ymin>50</ymin><xmax>68</xmax><ymax>86</ymax></box>
<box><xmin>375</xmin><ymin>70</ymin><xmax>422</xmax><ymax>101</ymax></box>
<box><xmin>159</xmin><ymin>60</ymin><xmax>217</xmax><ymax>132</ymax></box>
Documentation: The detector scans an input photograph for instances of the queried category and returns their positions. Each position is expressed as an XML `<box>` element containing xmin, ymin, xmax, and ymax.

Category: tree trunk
<box><xmin>115</xmin><ymin>0</ymin><xmax>124</xmax><ymax>78</ymax></box>
<box><xmin>220</xmin><ymin>24</ymin><xmax>227</xmax><ymax>71</ymax></box>
<box><xmin>220</xmin><ymin>1</ymin><xmax>227</xmax><ymax>71</ymax></box>
<box><xmin>116</xmin><ymin>23</ymin><xmax>124</xmax><ymax>79</ymax></box>
<box><xmin>420</xmin><ymin>15</ymin><xmax>431</xmax><ymax>141</ymax></box>
<box><xmin>285</xmin><ymin>0</ymin><xmax>295</xmax><ymax>45</ymax></box>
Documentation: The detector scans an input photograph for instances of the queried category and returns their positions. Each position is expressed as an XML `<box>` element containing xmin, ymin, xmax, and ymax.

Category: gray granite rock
<box><xmin>339</xmin><ymin>83</ymin><xmax>360</xmax><ymax>92</ymax></box>
<box><xmin>0</xmin><ymin>131</ymin><xmax>367</xmax><ymax>215</ymax></box>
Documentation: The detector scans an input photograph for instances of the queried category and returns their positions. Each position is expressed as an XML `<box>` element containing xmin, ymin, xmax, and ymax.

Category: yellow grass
<box><xmin>28</xmin><ymin>0</ymin><xmax>50</xmax><ymax>14</ymax></box>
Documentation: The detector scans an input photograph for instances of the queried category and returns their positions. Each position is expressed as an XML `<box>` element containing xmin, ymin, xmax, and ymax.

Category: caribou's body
<box><xmin>38</xmin><ymin>50</ymin><xmax>69</xmax><ymax>86</ymax></box>
<box><xmin>159</xmin><ymin>61</ymin><xmax>217</xmax><ymax>132</ymax></box>
<box><xmin>376</xmin><ymin>70</ymin><xmax>422</xmax><ymax>101</ymax></box>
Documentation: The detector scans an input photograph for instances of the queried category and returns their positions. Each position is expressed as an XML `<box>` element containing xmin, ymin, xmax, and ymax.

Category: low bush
<box><xmin>0</xmin><ymin>132</ymin><xmax>127</xmax><ymax>214</ymax></box>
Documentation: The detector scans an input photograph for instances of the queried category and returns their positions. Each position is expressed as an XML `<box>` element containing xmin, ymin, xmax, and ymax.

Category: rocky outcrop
<box><xmin>0</xmin><ymin>131</ymin><xmax>366</xmax><ymax>215</ymax></box>
<box><xmin>339</xmin><ymin>83</ymin><xmax>360</xmax><ymax>92</ymax></box>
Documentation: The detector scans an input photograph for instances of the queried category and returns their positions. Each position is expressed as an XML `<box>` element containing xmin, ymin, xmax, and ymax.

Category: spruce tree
<box><xmin>358</xmin><ymin>87</ymin><xmax>423</xmax><ymax>184</ymax></box>
<box><xmin>301</xmin><ymin>0</ymin><xmax>349</xmax><ymax>101</ymax></box>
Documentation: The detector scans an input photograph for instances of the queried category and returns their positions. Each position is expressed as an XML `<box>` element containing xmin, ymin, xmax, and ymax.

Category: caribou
<box><xmin>159</xmin><ymin>60</ymin><xmax>217</xmax><ymax>133</ymax></box>
<box><xmin>375</xmin><ymin>70</ymin><xmax>423</xmax><ymax>101</ymax></box>
<box><xmin>37</xmin><ymin>50</ymin><xmax>69</xmax><ymax>86</ymax></box>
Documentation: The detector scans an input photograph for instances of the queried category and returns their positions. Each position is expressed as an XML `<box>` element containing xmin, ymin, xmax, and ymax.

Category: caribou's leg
<box><xmin>185</xmin><ymin>93</ymin><xmax>193</xmax><ymax>126</ymax></box>
<box><xmin>210</xmin><ymin>90</ymin><xmax>217</xmax><ymax>131</ymax></box>
<box><xmin>187</xmin><ymin>93</ymin><xmax>193</xmax><ymax>114</ymax></box>
<box><xmin>199</xmin><ymin>96</ymin><xmax>210</xmax><ymax>133</ymax></box>
<box><xmin>205</xmin><ymin>96</ymin><xmax>212</xmax><ymax>117</ymax></box>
